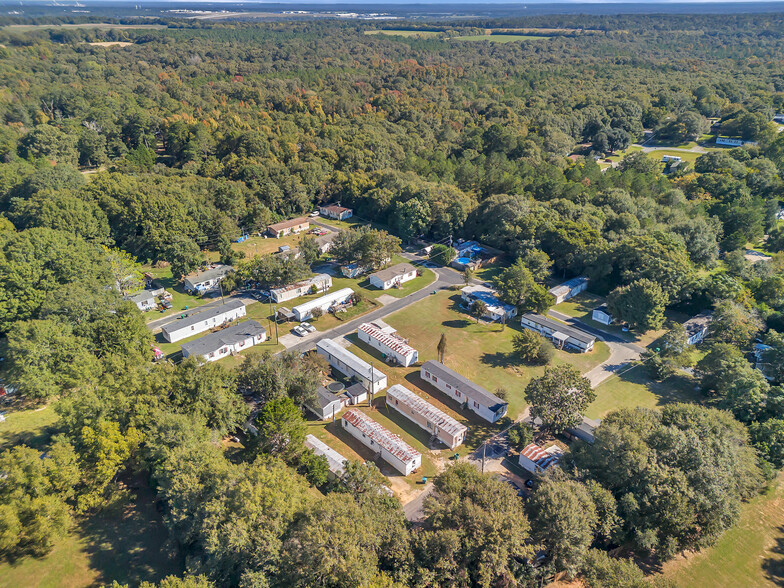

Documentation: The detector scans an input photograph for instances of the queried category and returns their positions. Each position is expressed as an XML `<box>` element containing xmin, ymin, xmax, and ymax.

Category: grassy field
<box><xmin>142</xmin><ymin>265</ymin><xmax>212</xmax><ymax>324</ymax></box>
<box><xmin>452</xmin><ymin>34</ymin><xmax>549</xmax><ymax>43</ymax></box>
<box><xmin>552</xmin><ymin>292</ymin><xmax>690</xmax><ymax>348</ymax></box>
<box><xmin>0</xmin><ymin>402</ymin><xmax>59</xmax><ymax>451</ymax></box>
<box><xmin>307</xmin><ymin>289</ymin><xmax>610</xmax><ymax>489</ymax></box>
<box><xmin>230</xmin><ymin>231</ymin><xmax>306</xmax><ymax>259</ymax></box>
<box><xmin>364</xmin><ymin>29</ymin><xmax>442</xmax><ymax>38</ymax></box>
<box><xmin>661</xmin><ymin>473</ymin><xmax>784</xmax><ymax>587</ymax></box>
<box><xmin>586</xmin><ymin>364</ymin><xmax>701</xmax><ymax>419</ymax></box>
<box><xmin>0</xmin><ymin>482</ymin><xmax>183</xmax><ymax>588</ymax></box>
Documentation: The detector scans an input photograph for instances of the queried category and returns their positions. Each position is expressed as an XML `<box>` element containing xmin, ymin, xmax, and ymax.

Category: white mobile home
<box><xmin>304</xmin><ymin>434</ymin><xmax>348</xmax><ymax>478</ymax></box>
<box><xmin>270</xmin><ymin>274</ymin><xmax>332</xmax><ymax>303</ymax></box>
<box><xmin>180</xmin><ymin>320</ymin><xmax>266</xmax><ymax>362</ymax></box>
<box><xmin>183</xmin><ymin>264</ymin><xmax>234</xmax><ymax>294</ymax></box>
<box><xmin>357</xmin><ymin>322</ymin><xmax>419</xmax><ymax>367</ymax></box>
<box><xmin>386</xmin><ymin>384</ymin><xmax>467</xmax><ymax>449</ymax></box>
<box><xmin>368</xmin><ymin>263</ymin><xmax>418</xmax><ymax>290</ymax></box>
<box><xmin>520</xmin><ymin>313</ymin><xmax>596</xmax><ymax>353</ymax></box>
<box><xmin>341</xmin><ymin>409</ymin><xmax>421</xmax><ymax>475</ymax></box>
<box><xmin>461</xmin><ymin>284</ymin><xmax>518</xmax><ymax>322</ymax></box>
<box><xmin>292</xmin><ymin>288</ymin><xmax>353</xmax><ymax>321</ymax></box>
<box><xmin>566</xmin><ymin>416</ymin><xmax>601</xmax><ymax>444</ymax></box>
<box><xmin>160</xmin><ymin>299</ymin><xmax>246</xmax><ymax>343</ymax></box>
<box><xmin>316</xmin><ymin>338</ymin><xmax>388</xmax><ymax>393</ymax></box>
<box><xmin>549</xmin><ymin>277</ymin><xmax>589</xmax><ymax>304</ymax></box>
<box><xmin>420</xmin><ymin>360</ymin><xmax>508</xmax><ymax>424</ymax></box>
<box><xmin>519</xmin><ymin>443</ymin><xmax>563</xmax><ymax>475</ymax></box>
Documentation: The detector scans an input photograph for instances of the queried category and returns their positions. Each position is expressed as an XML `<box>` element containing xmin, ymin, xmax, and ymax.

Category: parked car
<box><xmin>161</xmin><ymin>300</ymin><xmax>173</xmax><ymax>310</ymax></box>
<box><xmin>300</xmin><ymin>322</ymin><xmax>316</xmax><ymax>333</ymax></box>
<box><xmin>309</xmin><ymin>210</ymin><xmax>319</xmax><ymax>217</ymax></box>
<box><xmin>292</xmin><ymin>326</ymin><xmax>308</xmax><ymax>337</ymax></box>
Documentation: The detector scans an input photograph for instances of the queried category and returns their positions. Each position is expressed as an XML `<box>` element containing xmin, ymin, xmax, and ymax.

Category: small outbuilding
<box><xmin>592</xmin><ymin>305</ymin><xmax>613</xmax><ymax>326</ymax></box>
<box><xmin>306</xmin><ymin>385</ymin><xmax>347</xmax><ymax>421</ymax></box>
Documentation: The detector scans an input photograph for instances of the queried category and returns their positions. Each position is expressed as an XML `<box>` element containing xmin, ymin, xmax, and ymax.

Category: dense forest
<box><xmin>1</xmin><ymin>12</ymin><xmax>784</xmax><ymax>588</ymax></box>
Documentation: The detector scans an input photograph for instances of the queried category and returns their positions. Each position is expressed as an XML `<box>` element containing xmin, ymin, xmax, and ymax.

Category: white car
<box><xmin>300</xmin><ymin>322</ymin><xmax>317</xmax><ymax>333</ymax></box>
<box><xmin>309</xmin><ymin>211</ymin><xmax>319</xmax><ymax>217</ymax></box>
<box><xmin>292</xmin><ymin>326</ymin><xmax>308</xmax><ymax>337</ymax></box>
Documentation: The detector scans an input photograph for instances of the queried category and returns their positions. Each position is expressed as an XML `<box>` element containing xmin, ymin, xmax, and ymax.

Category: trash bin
<box><xmin>421</xmin><ymin>476</ymin><xmax>428</xmax><ymax>484</ymax></box>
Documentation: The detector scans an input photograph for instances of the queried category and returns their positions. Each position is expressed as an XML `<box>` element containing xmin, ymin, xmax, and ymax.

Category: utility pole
<box><xmin>272</xmin><ymin>305</ymin><xmax>279</xmax><ymax>342</ymax></box>
<box><xmin>219</xmin><ymin>281</ymin><xmax>225</xmax><ymax>304</ymax></box>
<box><xmin>482</xmin><ymin>443</ymin><xmax>486</xmax><ymax>474</ymax></box>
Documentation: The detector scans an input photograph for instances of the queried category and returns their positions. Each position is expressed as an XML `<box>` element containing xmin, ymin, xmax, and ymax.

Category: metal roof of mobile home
<box><xmin>420</xmin><ymin>360</ymin><xmax>507</xmax><ymax>412</ymax></box>
<box><xmin>180</xmin><ymin>320</ymin><xmax>265</xmax><ymax>357</ymax></box>
<box><xmin>305</xmin><ymin>434</ymin><xmax>348</xmax><ymax>475</ymax></box>
<box><xmin>358</xmin><ymin>323</ymin><xmax>417</xmax><ymax>358</ymax></box>
<box><xmin>342</xmin><ymin>409</ymin><xmax>420</xmax><ymax>465</ymax></box>
<box><xmin>520</xmin><ymin>313</ymin><xmax>596</xmax><ymax>344</ymax></box>
<box><xmin>269</xmin><ymin>273</ymin><xmax>331</xmax><ymax>297</ymax></box>
<box><xmin>161</xmin><ymin>299</ymin><xmax>245</xmax><ymax>336</ymax></box>
<box><xmin>317</xmin><ymin>338</ymin><xmax>387</xmax><ymax>384</ymax></box>
<box><xmin>386</xmin><ymin>384</ymin><xmax>467</xmax><ymax>438</ymax></box>
<box><xmin>292</xmin><ymin>288</ymin><xmax>353</xmax><ymax>316</ymax></box>
<box><xmin>521</xmin><ymin>443</ymin><xmax>561</xmax><ymax>470</ymax></box>
<box><xmin>185</xmin><ymin>264</ymin><xmax>233</xmax><ymax>285</ymax></box>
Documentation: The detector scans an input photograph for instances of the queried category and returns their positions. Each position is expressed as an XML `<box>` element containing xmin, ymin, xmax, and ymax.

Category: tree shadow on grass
<box><xmin>442</xmin><ymin>319</ymin><xmax>472</xmax><ymax>329</ymax></box>
<box><xmin>480</xmin><ymin>351</ymin><xmax>514</xmax><ymax>369</ymax></box>
<box><xmin>79</xmin><ymin>475</ymin><xmax>183</xmax><ymax>587</ymax></box>
<box><xmin>763</xmin><ymin>525</ymin><xmax>784</xmax><ymax>585</ymax></box>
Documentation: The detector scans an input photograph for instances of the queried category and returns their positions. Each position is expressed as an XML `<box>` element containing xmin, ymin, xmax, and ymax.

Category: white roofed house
<box><xmin>316</xmin><ymin>338</ymin><xmax>388</xmax><ymax>394</ymax></box>
<box><xmin>369</xmin><ymin>263</ymin><xmax>418</xmax><ymax>290</ymax></box>
<box><xmin>160</xmin><ymin>299</ymin><xmax>247</xmax><ymax>343</ymax></box>
<box><xmin>520</xmin><ymin>313</ymin><xmax>596</xmax><ymax>353</ymax></box>
<box><xmin>341</xmin><ymin>409</ymin><xmax>421</xmax><ymax>475</ymax></box>
<box><xmin>183</xmin><ymin>264</ymin><xmax>234</xmax><ymax>294</ymax></box>
<box><xmin>549</xmin><ymin>277</ymin><xmax>589</xmax><ymax>304</ymax></box>
<box><xmin>357</xmin><ymin>321</ymin><xmax>419</xmax><ymax>367</ymax></box>
<box><xmin>180</xmin><ymin>320</ymin><xmax>266</xmax><ymax>363</ymax></box>
<box><xmin>269</xmin><ymin>273</ymin><xmax>332</xmax><ymax>303</ymax></box>
<box><xmin>682</xmin><ymin>311</ymin><xmax>713</xmax><ymax>345</ymax></box>
<box><xmin>461</xmin><ymin>284</ymin><xmax>518</xmax><ymax>322</ymax></box>
<box><xmin>304</xmin><ymin>434</ymin><xmax>349</xmax><ymax>479</ymax></box>
<box><xmin>386</xmin><ymin>384</ymin><xmax>468</xmax><ymax>449</ymax></box>
<box><xmin>292</xmin><ymin>288</ymin><xmax>354</xmax><ymax>321</ymax></box>
<box><xmin>305</xmin><ymin>385</ymin><xmax>347</xmax><ymax>421</ymax></box>
<box><xmin>420</xmin><ymin>360</ymin><xmax>508</xmax><ymax>424</ymax></box>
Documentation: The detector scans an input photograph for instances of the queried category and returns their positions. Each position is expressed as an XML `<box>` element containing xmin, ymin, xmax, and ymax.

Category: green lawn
<box><xmin>452</xmin><ymin>34</ymin><xmax>549</xmax><ymax>42</ymax></box>
<box><xmin>662</xmin><ymin>473</ymin><xmax>784</xmax><ymax>587</ymax></box>
<box><xmin>0</xmin><ymin>482</ymin><xmax>183</xmax><ymax>588</ymax></box>
<box><xmin>586</xmin><ymin>364</ymin><xmax>701</xmax><ymax>419</ymax></box>
<box><xmin>143</xmin><ymin>265</ymin><xmax>212</xmax><ymax>324</ymax></box>
<box><xmin>553</xmin><ymin>292</ymin><xmax>691</xmax><ymax>348</ymax></box>
<box><xmin>0</xmin><ymin>402</ymin><xmax>59</xmax><ymax>451</ymax></box>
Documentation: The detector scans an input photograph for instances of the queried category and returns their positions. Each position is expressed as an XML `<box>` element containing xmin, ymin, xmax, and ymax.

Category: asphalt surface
<box><xmin>283</xmin><ymin>258</ymin><xmax>463</xmax><ymax>355</ymax></box>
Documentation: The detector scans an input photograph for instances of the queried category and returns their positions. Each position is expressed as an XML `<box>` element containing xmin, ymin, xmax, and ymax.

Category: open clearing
<box><xmin>453</xmin><ymin>34</ymin><xmax>550</xmax><ymax>43</ymax></box>
<box><xmin>0</xmin><ymin>402</ymin><xmax>59</xmax><ymax>451</ymax></box>
<box><xmin>86</xmin><ymin>41</ymin><xmax>134</xmax><ymax>47</ymax></box>
<box><xmin>661</xmin><ymin>473</ymin><xmax>784</xmax><ymax>587</ymax></box>
<box><xmin>364</xmin><ymin>29</ymin><xmax>441</xmax><ymax>38</ymax></box>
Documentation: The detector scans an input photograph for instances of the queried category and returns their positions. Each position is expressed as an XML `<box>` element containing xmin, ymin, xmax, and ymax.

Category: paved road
<box><xmin>547</xmin><ymin>309</ymin><xmax>645</xmax><ymax>387</ymax></box>
<box><xmin>403</xmin><ymin>484</ymin><xmax>434</xmax><ymax>523</ymax></box>
<box><xmin>283</xmin><ymin>261</ymin><xmax>463</xmax><ymax>355</ymax></box>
